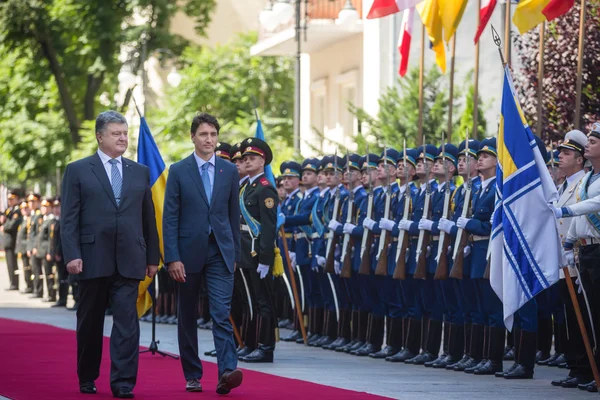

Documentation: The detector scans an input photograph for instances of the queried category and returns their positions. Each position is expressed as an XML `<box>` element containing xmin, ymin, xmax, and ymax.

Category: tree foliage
<box><xmin>513</xmin><ymin>0</ymin><xmax>600</xmax><ymax>140</ymax></box>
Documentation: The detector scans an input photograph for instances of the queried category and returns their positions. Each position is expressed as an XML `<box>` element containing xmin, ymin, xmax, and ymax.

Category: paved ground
<box><xmin>0</xmin><ymin>259</ymin><xmax>595</xmax><ymax>399</ymax></box>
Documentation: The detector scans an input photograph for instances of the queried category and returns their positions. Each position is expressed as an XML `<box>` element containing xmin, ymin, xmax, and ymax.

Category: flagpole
<box><xmin>536</xmin><ymin>22</ymin><xmax>546</xmax><ymax>138</ymax></box>
<box><xmin>418</xmin><ymin>24</ymin><xmax>425</xmax><ymax>146</ymax></box>
<box><xmin>504</xmin><ymin>0</ymin><xmax>511</xmax><ymax>66</ymax></box>
<box><xmin>473</xmin><ymin>0</ymin><xmax>481</xmax><ymax>139</ymax></box>
<box><xmin>447</xmin><ymin>34</ymin><xmax>457</xmax><ymax>143</ymax></box>
<box><xmin>574</xmin><ymin>0</ymin><xmax>587</xmax><ymax>129</ymax></box>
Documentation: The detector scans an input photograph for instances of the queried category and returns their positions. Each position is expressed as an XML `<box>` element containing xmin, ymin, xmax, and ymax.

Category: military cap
<box><xmin>7</xmin><ymin>191</ymin><xmax>18</xmax><ymax>200</ymax></box>
<box><xmin>360</xmin><ymin>154</ymin><xmax>380</xmax><ymax>171</ymax></box>
<box><xmin>378</xmin><ymin>148</ymin><xmax>400</xmax><ymax>166</ymax></box>
<box><xmin>27</xmin><ymin>193</ymin><xmax>41</xmax><ymax>202</ymax></box>
<box><xmin>241</xmin><ymin>137</ymin><xmax>273</xmax><ymax>165</ymax></box>
<box><xmin>275</xmin><ymin>176</ymin><xmax>284</xmax><ymax>187</ymax></box>
<box><xmin>416</xmin><ymin>144</ymin><xmax>440</xmax><ymax>162</ymax></box>
<box><xmin>458</xmin><ymin>139</ymin><xmax>481</xmax><ymax>158</ymax></box>
<box><xmin>19</xmin><ymin>201</ymin><xmax>28</xmax><ymax>209</ymax></box>
<box><xmin>435</xmin><ymin>143</ymin><xmax>459</xmax><ymax>168</ymax></box>
<box><xmin>41</xmin><ymin>199</ymin><xmax>52</xmax><ymax>207</ymax></box>
<box><xmin>320</xmin><ymin>155</ymin><xmax>345</xmax><ymax>172</ymax></box>
<box><xmin>345</xmin><ymin>153</ymin><xmax>362</xmax><ymax>171</ymax></box>
<box><xmin>398</xmin><ymin>149</ymin><xmax>418</xmax><ymax>168</ymax></box>
<box><xmin>53</xmin><ymin>198</ymin><xmax>61</xmax><ymax>206</ymax></box>
<box><xmin>589</xmin><ymin>122</ymin><xmax>600</xmax><ymax>140</ymax></box>
<box><xmin>477</xmin><ymin>138</ymin><xmax>497</xmax><ymax>157</ymax></box>
<box><xmin>229</xmin><ymin>143</ymin><xmax>243</xmax><ymax>161</ymax></box>
<box><xmin>558</xmin><ymin>130</ymin><xmax>587</xmax><ymax>156</ymax></box>
<box><xmin>280</xmin><ymin>161</ymin><xmax>302</xmax><ymax>177</ymax></box>
<box><xmin>301</xmin><ymin>158</ymin><xmax>320</xmax><ymax>172</ymax></box>
<box><xmin>215</xmin><ymin>142</ymin><xmax>232</xmax><ymax>161</ymax></box>
<box><xmin>547</xmin><ymin>150</ymin><xmax>560</xmax><ymax>166</ymax></box>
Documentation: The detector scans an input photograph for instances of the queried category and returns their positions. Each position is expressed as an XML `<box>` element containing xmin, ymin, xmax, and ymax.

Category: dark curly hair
<box><xmin>190</xmin><ymin>112</ymin><xmax>220</xmax><ymax>135</ymax></box>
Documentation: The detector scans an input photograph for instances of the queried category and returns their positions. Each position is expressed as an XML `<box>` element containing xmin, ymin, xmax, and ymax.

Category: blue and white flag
<box><xmin>490</xmin><ymin>66</ymin><xmax>563</xmax><ymax>331</ymax></box>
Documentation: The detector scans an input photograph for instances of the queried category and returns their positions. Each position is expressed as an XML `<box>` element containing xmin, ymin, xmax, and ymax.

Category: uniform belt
<box><xmin>374</xmin><ymin>234</ymin><xmax>380</xmax><ymax>239</ymax></box>
<box><xmin>581</xmin><ymin>238</ymin><xmax>600</xmax><ymax>246</ymax></box>
<box><xmin>283</xmin><ymin>232</ymin><xmax>293</xmax><ymax>239</ymax></box>
<box><xmin>471</xmin><ymin>235</ymin><xmax>490</xmax><ymax>242</ymax></box>
<box><xmin>392</xmin><ymin>238</ymin><xmax>399</xmax><ymax>242</ymax></box>
<box><xmin>241</xmin><ymin>224</ymin><xmax>251</xmax><ymax>233</ymax></box>
<box><xmin>310</xmin><ymin>232</ymin><xmax>320</xmax><ymax>239</ymax></box>
<box><xmin>431</xmin><ymin>235</ymin><xmax>440</xmax><ymax>241</ymax></box>
<box><xmin>294</xmin><ymin>233</ymin><xmax>307</xmax><ymax>240</ymax></box>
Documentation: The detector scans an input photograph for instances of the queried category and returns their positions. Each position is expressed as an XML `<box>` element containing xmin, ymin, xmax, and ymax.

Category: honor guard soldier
<box><xmin>277</xmin><ymin>161</ymin><xmax>303</xmax><ymax>333</ymax></box>
<box><xmin>2</xmin><ymin>191</ymin><xmax>22</xmax><ymax>291</ymax></box>
<box><xmin>231</xmin><ymin>143</ymin><xmax>249</xmax><ymax>188</ymax></box>
<box><xmin>27</xmin><ymin>193</ymin><xmax>44</xmax><ymax>298</ymax></box>
<box><xmin>16</xmin><ymin>201</ymin><xmax>33</xmax><ymax>293</ymax></box>
<box><xmin>279</xmin><ymin>158</ymin><xmax>321</xmax><ymax>343</ymax></box>
<box><xmin>438</xmin><ymin>139</ymin><xmax>482</xmax><ymax>371</ymax></box>
<box><xmin>215</xmin><ymin>142</ymin><xmax>232</xmax><ymax>162</ymax></box>
<box><xmin>50</xmin><ymin>198</ymin><xmax>68</xmax><ymax>307</ymax></box>
<box><xmin>552</xmin><ymin>124</ymin><xmax>600</xmax><ymax>391</ymax></box>
<box><xmin>37</xmin><ymin>198</ymin><xmax>57</xmax><ymax>302</ymax></box>
<box><xmin>237</xmin><ymin>137</ymin><xmax>279</xmax><ymax>363</ymax></box>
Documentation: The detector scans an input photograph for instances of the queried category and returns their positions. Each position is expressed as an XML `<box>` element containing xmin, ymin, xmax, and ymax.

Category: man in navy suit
<box><xmin>163</xmin><ymin>113</ymin><xmax>243</xmax><ymax>395</ymax></box>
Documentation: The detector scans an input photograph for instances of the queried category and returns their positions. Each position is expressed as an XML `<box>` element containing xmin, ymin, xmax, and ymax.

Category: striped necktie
<box><xmin>108</xmin><ymin>159</ymin><xmax>122</xmax><ymax>206</ymax></box>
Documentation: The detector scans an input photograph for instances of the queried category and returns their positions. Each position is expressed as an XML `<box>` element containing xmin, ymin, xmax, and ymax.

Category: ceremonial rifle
<box><xmin>325</xmin><ymin>150</ymin><xmax>341</xmax><ymax>274</ymax></box>
<box><xmin>375</xmin><ymin>147</ymin><xmax>393</xmax><ymax>276</ymax></box>
<box><xmin>450</xmin><ymin>131</ymin><xmax>471</xmax><ymax>279</ymax></box>
<box><xmin>340</xmin><ymin>149</ymin><xmax>354</xmax><ymax>278</ymax></box>
<box><xmin>393</xmin><ymin>140</ymin><xmax>412</xmax><ymax>280</ymax></box>
<box><xmin>434</xmin><ymin>134</ymin><xmax>452</xmax><ymax>280</ymax></box>
<box><xmin>359</xmin><ymin>150</ymin><xmax>375</xmax><ymax>275</ymax></box>
<box><xmin>414</xmin><ymin>146</ymin><xmax>432</xmax><ymax>280</ymax></box>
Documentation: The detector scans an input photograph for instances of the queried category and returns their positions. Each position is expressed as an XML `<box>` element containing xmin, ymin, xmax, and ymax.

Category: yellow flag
<box><xmin>416</xmin><ymin>0</ymin><xmax>446</xmax><ymax>73</ymax></box>
<box><xmin>513</xmin><ymin>0</ymin><xmax>551</xmax><ymax>34</ymax></box>
<box><xmin>439</xmin><ymin>0</ymin><xmax>468</xmax><ymax>43</ymax></box>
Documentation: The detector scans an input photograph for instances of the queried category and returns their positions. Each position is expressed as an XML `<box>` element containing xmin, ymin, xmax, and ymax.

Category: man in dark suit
<box><xmin>163</xmin><ymin>113</ymin><xmax>243</xmax><ymax>395</ymax></box>
<box><xmin>61</xmin><ymin>110</ymin><xmax>160</xmax><ymax>399</ymax></box>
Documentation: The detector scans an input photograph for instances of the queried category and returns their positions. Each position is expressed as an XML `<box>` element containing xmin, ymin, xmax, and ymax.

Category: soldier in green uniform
<box><xmin>16</xmin><ymin>201</ymin><xmax>33</xmax><ymax>293</ymax></box>
<box><xmin>37</xmin><ymin>198</ymin><xmax>57</xmax><ymax>301</ymax></box>
<box><xmin>237</xmin><ymin>137</ymin><xmax>279</xmax><ymax>363</ymax></box>
<box><xmin>2</xmin><ymin>191</ymin><xmax>22</xmax><ymax>290</ymax></box>
<box><xmin>26</xmin><ymin>193</ymin><xmax>44</xmax><ymax>298</ymax></box>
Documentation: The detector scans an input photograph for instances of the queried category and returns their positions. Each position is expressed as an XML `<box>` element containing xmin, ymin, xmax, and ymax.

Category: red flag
<box><xmin>542</xmin><ymin>0</ymin><xmax>575</xmax><ymax>21</ymax></box>
<box><xmin>367</xmin><ymin>0</ymin><xmax>423</xmax><ymax>19</ymax></box>
<box><xmin>398</xmin><ymin>8</ymin><xmax>415</xmax><ymax>76</ymax></box>
<box><xmin>474</xmin><ymin>0</ymin><xmax>497</xmax><ymax>44</ymax></box>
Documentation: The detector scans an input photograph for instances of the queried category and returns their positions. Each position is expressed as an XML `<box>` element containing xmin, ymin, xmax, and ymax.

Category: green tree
<box><xmin>0</xmin><ymin>0</ymin><xmax>216</xmax><ymax>185</ymax></box>
<box><xmin>457</xmin><ymin>71</ymin><xmax>489</xmax><ymax>141</ymax></box>
<box><xmin>152</xmin><ymin>32</ymin><xmax>295</xmax><ymax>172</ymax></box>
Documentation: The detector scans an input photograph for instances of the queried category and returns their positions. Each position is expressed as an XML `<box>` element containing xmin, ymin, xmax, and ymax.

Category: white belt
<box><xmin>241</xmin><ymin>224</ymin><xmax>251</xmax><ymax>233</ymax></box>
<box><xmin>310</xmin><ymin>232</ymin><xmax>320</xmax><ymax>239</ymax></box>
<box><xmin>581</xmin><ymin>238</ymin><xmax>600</xmax><ymax>246</ymax></box>
<box><xmin>294</xmin><ymin>233</ymin><xmax>307</xmax><ymax>240</ymax></box>
<box><xmin>472</xmin><ymin>235</ymin><xmax>490</xmax><ymax>242</ymax></box>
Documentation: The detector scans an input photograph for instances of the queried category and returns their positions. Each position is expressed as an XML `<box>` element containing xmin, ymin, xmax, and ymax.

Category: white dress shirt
<box><xmin>97</xmin><ymin>149</ymin><xmax>122</xmax><ymax>184</ymax></box>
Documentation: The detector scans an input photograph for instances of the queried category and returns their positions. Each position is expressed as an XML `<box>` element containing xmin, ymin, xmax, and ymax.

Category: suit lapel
<box><xmin>187</xmin><ymin>154</ymin><xmax>209</xmax><ymax>206</ymax></box>
<box><xmin>90</xmin><ymin>153</ymin><xmax>118</xmax><ymax>208</ymax></box>
<box><xmin>210</xmin><ymin>157</ymin><xmax>226</xmax><ymax>209</ymax></box>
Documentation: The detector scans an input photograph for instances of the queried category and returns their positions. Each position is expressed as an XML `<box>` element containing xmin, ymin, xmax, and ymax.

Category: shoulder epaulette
<box><xmin>260</xmin><ymin>177</ymin><xmax>269</xmax><ymax>186</ymax></box>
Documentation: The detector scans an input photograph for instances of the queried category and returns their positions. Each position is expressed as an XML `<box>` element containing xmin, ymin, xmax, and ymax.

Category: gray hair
<box><xmin>95</xmin><ymin>110</ymin><xmax>128</xmax><ymax>134</ymax></box>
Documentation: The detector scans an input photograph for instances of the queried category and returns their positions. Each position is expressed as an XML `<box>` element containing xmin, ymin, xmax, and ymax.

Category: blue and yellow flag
<box><xmin>489</xmin><ymin>66</ymin><xmax>561</xmax><ymax>330</ymax></box>
<box><xmin>136</xmin><ymin>117</ymin><xmax>168</xmax><ymax>318</ymax></box>
<box><xmin>255</xmin><ymin>118</ymin><xmax>276</xmax><ymax>187</ymax></box>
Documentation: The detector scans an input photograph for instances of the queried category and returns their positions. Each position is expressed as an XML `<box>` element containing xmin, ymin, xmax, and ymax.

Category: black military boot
<box><xmin>435</xmin><ymin>323</ymin><xmax>463</xmax><ymax>368</ymax></box>
<box><xmin>427</xmin><ymin>321</ymin><xmax>450</xmax><ymax>367</ymax></box>
<box><xmin>457</xmin><ymin>323</ymin><xmax>484</xmax><ymax>371</ymax></box>
<box><xmin>371</xmin><ymin>317</ymin><xmax>402</xmax><ymax>359</ymax></box>
<box><xmin>406</xmin><ymin>318</ymin><xmax>438</xmax><ymax>365</ymax></box>
<box><xmin>337</xmin><ymin>309</ymin><xmax>359</xmax><ymax>352</ymax></box>
<box><xmin>317</xmin><ymin>309</ymin><xmax>338</xmax><ymax>348</ymax></box>
<box><xmin>465</xmin><ymin>324</ymin><xmax>489</xmax><ymax>373</ymax></box>
<box><xmin>447</xmin><ymin>322</ymin><xmax>470</xmax><ymax>370</ymax></box>
<box><xmin>325</xmin><ymin>308</ymin><xmax>351</xmax><ymax>350</ymax></box>
<box><xmin>474</xmin><ymin>326</ymin><xmax>504</xmax><ymax>375</ymax></box>
<box><xmin>388</xmin><ymin>317</ymin><xmax>421</xmax><ymax>362</ymax></box>
<box><xmin>241</xmin><ymin>316</ymin><xmax>275</xmax><ymax>363</ymax></box>
<box><xmin>535</xmin><ymin>317</ymin><xmax>553</xmax><ymax>364</ymax></box>
<box><xmin>353</xmin><ymin>314</ymin><xmax>378</xmax><ymax>356</ymax></box>
<box><xmin>347</xmin><ymin>310</ymin><xmax>368</xmax><ymax>353</ymax></box>
<box><xmin>504</xmin><ymin>329</ymin><xmax>535</xmax><ymax>379</ymax></box>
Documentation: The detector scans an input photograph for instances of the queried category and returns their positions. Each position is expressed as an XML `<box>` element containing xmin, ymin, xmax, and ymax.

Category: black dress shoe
<box><xmin>21</xmin><ymin>288</ymin><xmax>33</xmax><ymax>294</ymax></box>
<box><xmin>346</xmin><ymin>340</ymin><xmax>365</xmax><ymax>353</ymax></box>
<box><xmin>204</xmin><ymin>348</ymin><xmax>216</xmax><ymax>356</ymax></box>
<box><xmin>325</xmin><ymin>337</ymin><xmax>350</xmax><ymax>350</ymax></box>
<box><xmin>464</xmin><ymin>359</ymin><xmax>487</xmax><ymax>373</ymax></box>
<box><xmin>166</xmin><ymin>315</ymin><xmax>177</xmax><ymax>325</ymax></box>
<box><xmin>433</xmin><ymin>355</ymin><xmax>459</xmax><ymax>369</ymax></box>
<box><xmin>503</xmin><ymin>363</ymin><xmax>533</xmax><ymax>379</ymax></box>
<box><xmin>369</xmin><ymin>346</ymin><xmax>399</xmax><ymax>359</ymax></box>
<box><xmin>80</xmin><ymin>381</ymin><xmax>97</xmax><ymax>394</ymax></box>
<box><xmin>240</xmin><ymin>347</ymin><xmax>274</xmax><ymax>363</ymax></box>
<box><xmin>386</xmin><ymin>348</ymin><xmax>416</xmax><ymax>362</ymax></box>
<box><xmin>562</xmin><ymin>376</ymin><xmax>587</xmax><ymax>388</ymax></box>
<box><xmin>336</xmin><ymin>339</ymin><xmax>357</xmax><ymax>352</ymax></box>
<box><xmin>112</xmin><ymin>387</ymin><xmax>134</xmax><ymax>398</ymax></box>
<box><xmin>537</xmin><ymin>352</ymin><xmax>558</xmax><ymax>365</ymax></box>
<box><xmin>551</xmin><ymin>376</ymin><xmax>570</xmax><ymax>386</ymax></box>
<box><xmin>278</xmin><ymin>319</ymin><xmax>290</xmax><ymax>328</ymax></box>
<box><xmin>237</xmin><ymin>347</ymin><xmax>254</xmax><ymax>358</ymax></box>
<box><xmin>496</xmin><ymin>363</ymin><xmax>517</xmax><ymax>377</ymax></box>
<box><xmin>473</xmin><ymin>360</ymin><xmax>503</xmax><ymax>375</ymax></box>
<box><xmin>6</xmin><ymin>285</ymin><xmax>18</xmax><ymax>291</ymax></box>
<box><xmin>405</xmin><ymin>352</ymin><xmax>436</xmax><ymax>365</ymax></box>
<box><xmin>425</xmin><ymin>354</ymin><xmax>447</xmax><ymax>368</ymax></box>
<box><xmin>307</xmin><ymin>334</ymin><xmax>323</xmax><ymax>346</ymax></box>
<box><xmin>316</xmin><ymin>336</ymin><xmax>334</xmax><ymax>348</ymax></box>
<box><xmin>353</xmin><ymin>343</ymin><xmax>379</xmax><ymax>356</ymax></box>
<box><xmin>446</xmin><ymin>355</ymin><xmax>469</xmax><ymax>370</ymax></box>
<box><xmin>503</xmin><ymin>347</ymin><xmax>515</xmax><ymax>360</ymax></box>
<box><xmin>453</xmin><ymin>357</ymin><xmax>478</xmax><ymax>371</ymax></box>
<box><xmin>197</xmin><ymin>318</ymin><xmax>207</xmax><ymax>327</ymax></box>
<box><xmin>580</xmin><ymin>380</ymin><xmax>598</xmax><ymax>392</ymax></box>
<box><xmin>547</xmin><ymin>353</ymin><xmax>566</xmax><ymax>367</ymax></box>
<box><xmin>51</xmin><ymin>301</ymin><xmax>67</xmax><ymax>307</ymax></box>
<box><xmin>281</xmin><ymin>330</ymin><xmax>302</xmax><ymax>342</ymax></box>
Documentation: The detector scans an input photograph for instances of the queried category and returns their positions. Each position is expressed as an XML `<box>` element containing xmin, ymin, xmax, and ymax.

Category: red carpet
<box><xmin>0</xmin><ymin>318</ymin><xmax>391</xmax><ymax>399</ymax></box>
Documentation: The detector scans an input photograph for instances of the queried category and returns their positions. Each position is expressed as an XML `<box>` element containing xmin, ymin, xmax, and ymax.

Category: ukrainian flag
<box><xmin>489</xmin><ymin>66</ymin><xmax>562</xmax><ymax>330</ymax></box>
<box><xmin>255</xmin><ymin>118</ymin><xmax>276</xmax><ymax>187</ymax></box>
<box><xmin>136</xmin><ymin>117</ymin><xmax>167</xmax><ymax>318</ymax></box>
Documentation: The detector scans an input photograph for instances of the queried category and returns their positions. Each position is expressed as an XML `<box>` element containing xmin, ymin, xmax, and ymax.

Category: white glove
<box><xmin>575</xmin><ymin>276</ymin><xmax>583</xmax><ymax>294</ymax></box>
<box><xmin>257</xmin><ymin>263</ymin><xmax>269</xmax><ymax>279</ymax></box>
<box><xmin>426</xmin><ymin>246</ymin><xmax>431</xmax><ymax>258</ymax></box>
<box><xmin>418</xmin><ymin>218</ymin><xmax>434</xmax><ymax>231</ymax></box>
<box><xmin>363</xmin><ymin>218</ymin><xmax>376</xmax><ymax>231</ymax></box>
<box><xmin>379</xmin><ymin>218</ymin><xmax>396</xmax><ymax>232</ymax></box>
<box><xmin>328</xmin><ymin>220</ymin><xmax>342</xmax><ymax>231</ymax></box>
<box><xmin>316</xmin><ymin>255</ymin><xmax>326</xmax><ymax>267</ymax></box>
<box><xmin>343</xmin><ymin>223</ymin><xmax>356</xmax><ymax>234</ymax></box>
<box><xmin>457</xmin><ymin>217</ymin><xmax>471</xmax><ymax>229</ymax></box>
<box><xmin>289</xmin><ymin>252</ymin><xmax>297</xmax><ymax>271</ymax></box>
<box><xmin>564</xmin><ymin>250</ymin><xmax>575</xmax><ymax>266</ymax></box>
<box><xmin>552</xmin><ymin>206</ymin><xmax>563</xmax><ymax>219</ymax></box>
<box><xmin>438</xmin><ymin>218</ymin><xmax>455</xmax><ymax>234</ymax></box>
<box><xmin>334</xmin><ymin>260</ymin><xmax>341</xmax><ymax>275</ymax></box>
<box><xmin>398</xmin><ymin>220</ymin><xmax>414</xmax><ymax>231</ymax></box>
<box><xmin>279</xmin><ymin>213</ymin><xmax>286</xmax><ymax>223</ymax></box>
<box><xmin>464</xmin><ymin>245</ymin><xmax>471</xmax><ymax>257</ymax></box>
